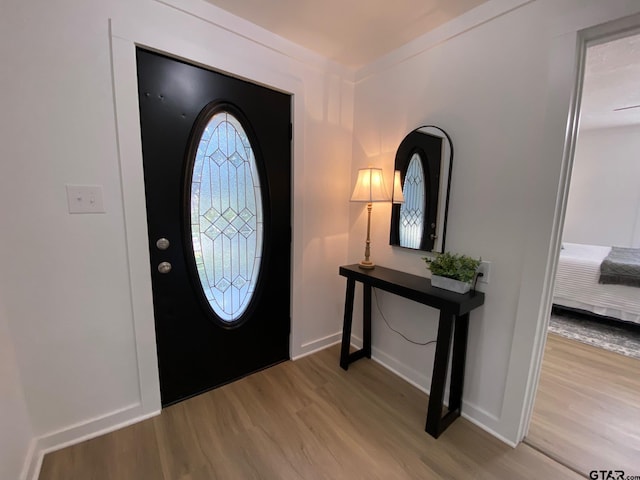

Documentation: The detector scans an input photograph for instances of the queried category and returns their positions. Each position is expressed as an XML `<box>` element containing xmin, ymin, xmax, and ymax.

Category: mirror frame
<box><xmin>390</xmin><ymin>125</ymin><xmax>453</xmax><ymax>253</ymax></box>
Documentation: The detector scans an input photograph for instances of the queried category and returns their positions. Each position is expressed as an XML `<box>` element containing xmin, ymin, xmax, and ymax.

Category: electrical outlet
<box><xmin>66</xmin><ymin>185</ymin><xmax>105</xmax><ymax>214</ymax></box>
<box><xmin>477</xmin><ymin>261</ymin><xmax>491</xmax><ymax>284</ymax></box>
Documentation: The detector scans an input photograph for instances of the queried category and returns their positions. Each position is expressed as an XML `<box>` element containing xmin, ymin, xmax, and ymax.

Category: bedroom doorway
<box><xmin>525</xmin><ymin>28</ymin><xmax>640</xmax><ymax>476</ymax></box>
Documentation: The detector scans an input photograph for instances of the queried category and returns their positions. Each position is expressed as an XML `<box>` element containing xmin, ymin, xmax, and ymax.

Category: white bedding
<box><xmin>553</xmin><ymin>242</ymin><xmax>640</xmax><ymax>324</ymax></box>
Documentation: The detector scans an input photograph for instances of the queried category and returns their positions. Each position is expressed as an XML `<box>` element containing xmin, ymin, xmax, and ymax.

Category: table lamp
<box><xmin>351</xmin><ymin>167</ymin><xmax>390</xmax><ymax>269</ymax></box>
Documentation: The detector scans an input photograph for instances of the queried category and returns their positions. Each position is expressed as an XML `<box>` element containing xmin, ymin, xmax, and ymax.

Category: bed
<box><xmin>553</xmin><ymin>242</ymin><xmax>640</xmax><ymax>325</ymax></box>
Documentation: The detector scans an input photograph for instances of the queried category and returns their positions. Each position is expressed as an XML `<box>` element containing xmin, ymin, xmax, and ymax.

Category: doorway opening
<box><xmin>525</xmin><ymin>30</ymin><xmax>640</xmax><ymax>475</ymax></box>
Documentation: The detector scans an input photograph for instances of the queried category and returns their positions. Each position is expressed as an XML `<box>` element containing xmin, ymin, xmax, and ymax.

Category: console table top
<box><xmin>339</xmin><ymin>264</ymin><xmax>485</xmax><ymax>316</ymax></box>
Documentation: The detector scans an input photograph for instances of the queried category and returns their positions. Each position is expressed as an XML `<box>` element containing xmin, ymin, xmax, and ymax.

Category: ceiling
<box><xmin>581</xmin><ymin>33</ymin><xmax>640</xmax><ymax>130</ymax></box>
<box><xmin>204</xmin><ymin>0</ymin><xmax>488</xmax><ymax>67</ymax></box>
<box><xmin>204</xmin><ymin>0</ymin><xmax>640</xmax><ymax>130</ymax></box>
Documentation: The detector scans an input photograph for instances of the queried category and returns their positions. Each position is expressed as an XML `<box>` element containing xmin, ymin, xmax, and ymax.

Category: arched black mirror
<box><xmin>390</xmin><ymin>126</ymin><xmax>453</xmax><ymax>253</ymax></box>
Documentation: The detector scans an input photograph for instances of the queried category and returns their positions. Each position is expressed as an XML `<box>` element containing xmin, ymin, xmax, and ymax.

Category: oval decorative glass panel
<box><xmin>399</xmin><ymin>153</ymin><xmax>426</xmax><ymax>249</ymax></box>
<box><xmin>189</xmin><ymin>110</ymin><xmax>263</xmax><ymax>323</ymax></box>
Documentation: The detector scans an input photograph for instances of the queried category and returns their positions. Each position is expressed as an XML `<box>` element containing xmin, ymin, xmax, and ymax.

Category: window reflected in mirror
<box><xmin>399</xmin><ymin>153</ymin><xmax>426</xmax><ymax>249</ymax></box>
<box><xmin>390</xmin><ymin>126</ymin><xmax>452</xmax><ymax>253</ymax></box>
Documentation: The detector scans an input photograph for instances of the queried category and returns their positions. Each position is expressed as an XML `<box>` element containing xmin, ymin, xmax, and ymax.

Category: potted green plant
<box><xmin>423</xmin><ymin>252</ymin><xmax>481</xmax><ymax>294</ymax></box>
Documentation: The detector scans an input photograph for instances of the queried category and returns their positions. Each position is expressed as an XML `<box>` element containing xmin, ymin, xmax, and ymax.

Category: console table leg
<box><xmin>448</xmin><ymin>313</ymin><xmax>469</xmax><ymax>413</ymax></box>
<box><xmin>363</xmin><ymin>285</ymin><xmax>372</xmax><ymax>359</ymax></box>
<box><xmin>425</xmin><ymin>311</ymin><xmax>454</xmax><ymax>438</ymax></box>
<box><xmin>340</xmin><ymin>278</ymin><xmax>356</xmax><ymax>370</ymax></box>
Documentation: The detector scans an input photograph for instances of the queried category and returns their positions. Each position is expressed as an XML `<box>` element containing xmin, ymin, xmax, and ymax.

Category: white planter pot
<box><xmin>430</xmin><ymin>274</ymin><xmax>471</xmax><ymax>294</ymax></box>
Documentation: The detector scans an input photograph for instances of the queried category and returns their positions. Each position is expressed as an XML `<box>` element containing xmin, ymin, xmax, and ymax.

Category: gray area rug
<box><xmin>549</xmin><ymin>308</ymin><xmax>640</xmax><ymax>359</ymax></box>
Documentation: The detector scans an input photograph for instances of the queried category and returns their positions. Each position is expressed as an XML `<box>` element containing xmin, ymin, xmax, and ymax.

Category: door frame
<box><xmin>109</xmin><ymin>19</ymin><xmax>305</xmax><ymax>416</ymax></box>
<box><xmin>515</xmin><ymin>11</ymin><xmax>640</xmax><ymax>442</ymax></box>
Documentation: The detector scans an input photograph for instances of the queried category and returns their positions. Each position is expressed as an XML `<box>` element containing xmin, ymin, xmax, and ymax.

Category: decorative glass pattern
<box><xmin>190</xmin><ymin>111</ymin><xmax>263</xmax><ymax>322</ymax></box>
<box><xmin>399</xmin><ymin>153</ymin><xmax>425</xmax><ymax>249</ymax></box>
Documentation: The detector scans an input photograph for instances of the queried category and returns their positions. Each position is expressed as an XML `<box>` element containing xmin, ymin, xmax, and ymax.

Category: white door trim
<box><xmin>108</xmin><ymin>11</ymin><xmax>309</xmax><ymax>419</ymax></box>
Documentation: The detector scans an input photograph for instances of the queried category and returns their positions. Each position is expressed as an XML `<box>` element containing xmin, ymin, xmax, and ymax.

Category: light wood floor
<box><xmin>40</xmin><ymin>345</ymin><xmax>580</xmax><ymax>480</ymax></box>
<box><xmin>527</xmin><ymin>333</ymin><xmax>640</xmax><ymax>476</ymax></box>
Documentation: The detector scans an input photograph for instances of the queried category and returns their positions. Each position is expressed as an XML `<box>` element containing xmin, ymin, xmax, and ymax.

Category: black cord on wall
<box><xmin>472</xmin><ymin>271</ymin><xmax>484</xmax><ymax>292</ymax></box>
<box><xmin>372</xmin><ymin>288</ymin><xmax>437</xmax><ymax>346</ymax></box>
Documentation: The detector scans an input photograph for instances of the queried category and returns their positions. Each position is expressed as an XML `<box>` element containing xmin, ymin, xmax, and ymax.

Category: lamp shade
<box><xmin>350</xmin><ymin>167</ymin><xmax>390</xmax><ymax>203</ymax></box>
<box><xmin>392</xmin><ymin>170</ymin><xmax>405</xmax><ymax>204</ymax></box>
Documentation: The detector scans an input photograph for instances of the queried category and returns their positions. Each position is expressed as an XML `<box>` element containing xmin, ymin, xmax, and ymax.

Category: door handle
<box><xmin>158</xmin><ymin>262</ymin><xmax>172</xmax><ymax>274</ymax></box>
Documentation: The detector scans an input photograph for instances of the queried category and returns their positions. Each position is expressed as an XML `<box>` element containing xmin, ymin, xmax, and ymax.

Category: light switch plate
<box><xmin>66</xmin><ymin>185</ymin><xmax>105</xmax><ymax>214</ymax></box>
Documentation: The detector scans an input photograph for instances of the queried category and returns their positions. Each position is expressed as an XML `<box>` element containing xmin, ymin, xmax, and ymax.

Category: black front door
<box><xmin>136</xmin><ymin>49</ymin><xmax>291</xmax><ymax>406</ymax></box>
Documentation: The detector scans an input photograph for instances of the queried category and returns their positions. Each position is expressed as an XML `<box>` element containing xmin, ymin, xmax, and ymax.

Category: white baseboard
<box><xmin>21</xmin><ymin>403</ymin><xmax>160</xmax><ymax>480</ymax></box>
<box><xmin>19</xmin><ymin>438</ymin><xmax>38</xmax><ymax>480</ymax></box>
<box><xmin>460</xmin><ymin>411</ymin><xmax>517</xmax><ymax>447</ymax></box>
<box><xmin>367</xmin><ymin>345</ymin><xmax>513</xmax><ymax>447</ymax></box>
<box><xmin>370</xmin><ymin>346</ymin><xmax>431</xmax><ymax>394</ymax></box>
<box><xmin>292</xmin><ymin>331</ymin><xmax>343</xmax><ymax>360</ymax></box>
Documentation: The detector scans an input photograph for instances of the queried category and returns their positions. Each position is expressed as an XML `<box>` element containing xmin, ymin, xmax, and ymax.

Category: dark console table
<box><xmin>338</xmin><ymin>264</ymin><xmax>485</xmax><ymax>438</ymax></box>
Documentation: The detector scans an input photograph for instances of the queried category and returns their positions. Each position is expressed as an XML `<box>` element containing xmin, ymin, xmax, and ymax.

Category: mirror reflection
<box><xmin>390</xmin><ymin>126</ymin><xmax>453</xmax><ymax>253</ymax></box>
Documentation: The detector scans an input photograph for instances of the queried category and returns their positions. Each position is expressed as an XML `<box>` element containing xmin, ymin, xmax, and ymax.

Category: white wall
<box><xmin>0</xmin><ymin>0</ymin><xmax>352</xmax><ymax>475</ymax></box>
<box><xmin>0</xmin><ymin>4</ymin><xmax>36</xmax><ymax>477</ymax></box>
<box><xmin>563</xmin><ymin>124</ymin><xmax>640</xmax><ymax>247</ymax></box>
<box><xmin>350</xmin><ymin>0</ymin><xmax>640</xmax><ymax>443</ymax></box>
<box><xmin>4</xmin><ymin>0</ymin><xmax>640</xmax><ymax>475</ymax></box>
<box><xmin>0</xmin><ymin>297</ymin><xmax>33</xmax><ymax>480</ymax></box>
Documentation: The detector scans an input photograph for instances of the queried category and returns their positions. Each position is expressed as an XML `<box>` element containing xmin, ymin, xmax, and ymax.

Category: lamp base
<box><xmin>358</xmin><ymin>260</ymin><xmax>375</xmax><ymax>270</ymax></box>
